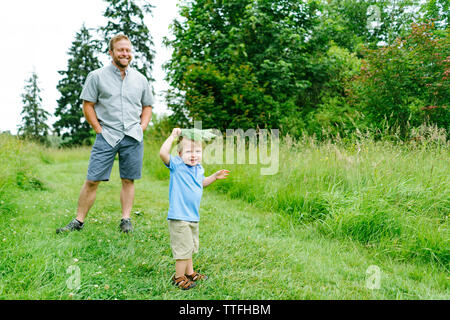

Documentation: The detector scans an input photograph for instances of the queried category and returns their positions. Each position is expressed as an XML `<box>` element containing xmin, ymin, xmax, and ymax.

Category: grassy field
<box><xmin>0</xmin><ymin>131</ymin><xmax>449</xmax><ymax>299</ymax></box>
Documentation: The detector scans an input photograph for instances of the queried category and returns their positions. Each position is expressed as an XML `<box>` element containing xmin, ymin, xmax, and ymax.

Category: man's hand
<box><xmin>82</xmin><ymin>100</ymin><xmax>102</xmax><ymax>133</ymax></box>
<box><xmin>140</xmin><ymin>105</ymin><xmax>152</xmax><ymax>132</ymax></box>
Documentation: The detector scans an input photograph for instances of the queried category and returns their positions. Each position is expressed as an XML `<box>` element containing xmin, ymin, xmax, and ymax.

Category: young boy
<box><xmin>159</xmin><ymin>128</ymin><xmax>229</xmax><ymax>290</ymax></box>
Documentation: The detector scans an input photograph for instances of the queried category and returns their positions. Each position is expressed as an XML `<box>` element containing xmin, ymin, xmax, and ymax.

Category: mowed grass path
<box><xmin>0</xmin><ymin>149</ymin><xmax>448</xmax><ymax>299</ymax></box>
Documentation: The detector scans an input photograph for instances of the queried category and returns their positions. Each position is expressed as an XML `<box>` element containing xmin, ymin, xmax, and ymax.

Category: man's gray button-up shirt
<box><xmin>80</xmin><ymin>63</ymin><xmax>154</xmax><ymax>147</ymax></box>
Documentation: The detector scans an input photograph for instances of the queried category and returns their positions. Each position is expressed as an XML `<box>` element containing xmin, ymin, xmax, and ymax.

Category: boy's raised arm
<box><xmin>159</xmin><ymin>128</ymin><xmax>181</xmax><ymax>165</ymax></box>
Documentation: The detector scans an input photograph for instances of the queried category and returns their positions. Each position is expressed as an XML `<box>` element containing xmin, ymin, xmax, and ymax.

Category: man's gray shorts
<box><xmin>87</xmin><ymin>133</ymin><xmax>143</xmax><ymax>181</ymax></box>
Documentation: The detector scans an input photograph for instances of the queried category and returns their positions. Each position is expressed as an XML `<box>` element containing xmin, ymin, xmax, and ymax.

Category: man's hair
<box><xmin>109</xmin><ymin>34</ymin><xmax>131</xmax><ymax>52</ymax></box>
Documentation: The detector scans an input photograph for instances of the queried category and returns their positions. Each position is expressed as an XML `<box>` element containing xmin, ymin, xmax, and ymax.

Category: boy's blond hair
<box><xmin>177</xmin><ymin>136</ymin><xmax>203</xmax><ymax>154</ymax></box>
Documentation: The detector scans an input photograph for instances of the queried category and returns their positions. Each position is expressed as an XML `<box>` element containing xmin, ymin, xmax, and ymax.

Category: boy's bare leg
<box><xmin>185</xmin><ymin>258</ymin><xmax>194</xmax><ymax>276</ymax></box>
<box><xmin>76</xmin><ymin>180</ymin><xmax>100</xmax><ymax>223</ymax></box>
<box><xmin>176</xmin><ymin>259</ymin><xmax>194</xmax><ymax>278</ymax></box>
<box><xmin>120</xmin><ymin>178</ymin><xmax>135</xmax><ymax>219</ymax></box>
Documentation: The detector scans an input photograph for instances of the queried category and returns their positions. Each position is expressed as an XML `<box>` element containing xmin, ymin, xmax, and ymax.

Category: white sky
<box><xmin>0</xmin><ymin>0</ymin><xmax>179</xmax><ymax>134</ymax></box>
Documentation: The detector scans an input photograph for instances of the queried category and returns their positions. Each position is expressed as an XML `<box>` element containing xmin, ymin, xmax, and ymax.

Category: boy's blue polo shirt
<box><xmin>165</xmin><ymin>155</ymin><xmax>205</xmax><ymax>222</ymax></box>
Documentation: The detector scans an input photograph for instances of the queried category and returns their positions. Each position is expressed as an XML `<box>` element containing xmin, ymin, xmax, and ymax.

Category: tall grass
<box><xmin>0</xmin><ymin>134</ymin><xmax>48</xmax><ymax>216</ymax></box>
<box><xmin>143</xmin><ymin>125</ymin><xmax>449</xmax><ymax>269</ymax></box>
<box><xmin>0</xmin><ymin>128</ymin><xmax>448</xmax><ymax>299</ymax></box>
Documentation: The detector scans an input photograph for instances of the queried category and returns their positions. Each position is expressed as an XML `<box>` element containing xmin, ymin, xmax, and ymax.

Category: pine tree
<box><xmin>18</xmin><ymin>71</ymin><xmax>50</xmax><ymax>143</ymax></box>
<box><xmin>54</xmin><ymin>25</ymin><xmax>103</xmax><ymax>146</ymax></box>
<box><xmin>100</xmin><ymin>0</ymin><xmax>155</xmax><ymax>81</ymax></box>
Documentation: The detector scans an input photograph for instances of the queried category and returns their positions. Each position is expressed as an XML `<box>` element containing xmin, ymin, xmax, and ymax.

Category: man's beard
<box><xmin>114</xmin><ymin>56</ymin><xmax>132</xmax><ymax>69</ymax></box>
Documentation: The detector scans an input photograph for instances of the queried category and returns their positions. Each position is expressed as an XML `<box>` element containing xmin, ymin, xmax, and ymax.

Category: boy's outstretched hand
<box><xmin>203</xmin><ymin>169</ymin><xmax>230</xmax><ymax>187</ymax></box>
<box><xmin>214</xmin><ymin>169</ymin><xmax>230</xmax><ymax>180</ymax></box>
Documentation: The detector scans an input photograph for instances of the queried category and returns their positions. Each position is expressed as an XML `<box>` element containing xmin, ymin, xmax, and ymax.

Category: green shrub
<box><xmin>16</xmin><ymin>170</ymin><xmax>45</xmax><ymax>191</ymax></box>
<box><xmin>348</xmin><ymin>21</ymin><xmax>450</xmax><ymax>136</ymax></box>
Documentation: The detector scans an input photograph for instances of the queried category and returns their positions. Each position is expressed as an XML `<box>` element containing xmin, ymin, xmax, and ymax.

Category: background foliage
<box><xmin>53</xmin><ymin>25</ymin><xmax>103</xmax><ymax>147</ymax></box>
<box><xmin>164</xmin><ymin>0</ymin><xmax>449</xmax><ymax>139</ymax></box>
<box><xmin>16</xmin><ymin>0</ymin><xmax>449</xmax><ymax>144</ymax></box>
<box><xmin>17</xmin><ymin>72</ymin><xmax>50</xmax><ymax>144</ymax></box>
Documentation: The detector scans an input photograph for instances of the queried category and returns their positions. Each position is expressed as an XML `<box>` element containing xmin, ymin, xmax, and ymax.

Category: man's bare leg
<box><xmin>56</xmin><ymin>180</ymin><xmax>100</xmax><ymax>233</ymax></box>
<box><xmin>76</xmin><ymin>180</ymin><xmax>101</xmax><ymax>223</ymax></box>
<box><xmin>120</xmin><ymin>178</ymin><xmax>135</xmax><ymax>219</ymax></box>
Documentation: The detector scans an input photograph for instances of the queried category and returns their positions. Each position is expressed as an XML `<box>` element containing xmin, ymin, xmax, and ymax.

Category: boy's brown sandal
<box><xmin>172</xmin><ymin>275</ymin><xmax>197</xmax><ymax>290</ymax></box>
<box><xmin>186</xmin><ymin>271</ymin><xmax>208</xmax><ymax>282</ymax></box>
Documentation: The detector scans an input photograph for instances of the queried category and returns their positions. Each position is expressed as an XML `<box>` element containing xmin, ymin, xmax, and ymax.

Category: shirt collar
<box><xmin>109</xmin><ymin>63</ymin><xmax>129</xmax><ymax>76</ymax></box>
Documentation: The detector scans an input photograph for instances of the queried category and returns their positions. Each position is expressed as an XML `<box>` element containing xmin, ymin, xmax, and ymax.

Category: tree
<box><xmin>53</xmin><ymin>25</ymin><xmax>103</xmax><ymax>146</ymax></box>
<box><xmin>311</xmin><ymin>0</ymin><xmax>421</xmax><ymax>53</ymax></box>
<box><xmin>164</xmin><ymin>0</ymin><xmax>442</xmax><ymax>139</ymax></box>
<box><xmin>164</xmin><ymin>0</ymin><xmax>322</xmax><ymax>133</ymax></box>
<box><xmin>18</xmin><ymin>71</ymin><xmax>50</xmax><ymax>143</ymax></box>
<box><xmin>420</xmin><ymin>0</ymin><xmax>449</xmax><ymax>29</ymax></box>
<box><xmin>100</xmin><ymin>0</ymin><xmax>155</xmax><ymax>81</ymax></box>
<box><xmin>347</xmin><ymin>21</ymin><xmax>450</xmax><ymax>135</ymax></box>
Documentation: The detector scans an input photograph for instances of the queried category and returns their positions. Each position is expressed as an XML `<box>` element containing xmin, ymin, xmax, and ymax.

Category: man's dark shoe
<box><xmin>56</xmin><ymin>218</ymin><xmax>84</xmax><ymax>234</ymax></box>
<box><xmin>119</xmin><ymin>218</ymin><xmax>133</xmax><ymax>233</ymax></box>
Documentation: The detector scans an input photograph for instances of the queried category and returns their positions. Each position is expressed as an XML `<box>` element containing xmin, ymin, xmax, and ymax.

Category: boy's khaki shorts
<box><xmin>168</xmin><ymin>220</ymin><xmax>199</xmax><ymax>260</ymax></box>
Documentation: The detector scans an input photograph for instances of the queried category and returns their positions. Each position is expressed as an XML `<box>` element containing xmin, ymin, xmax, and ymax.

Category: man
<box><xmin>56</xmin><ymin>34</ymin><xmax>154</xmax><ymax>234</ymax></box>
